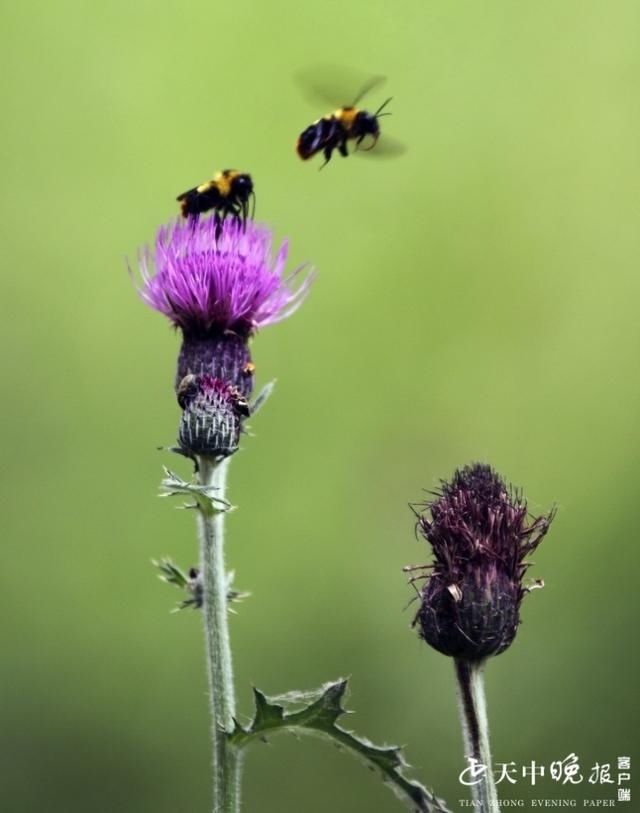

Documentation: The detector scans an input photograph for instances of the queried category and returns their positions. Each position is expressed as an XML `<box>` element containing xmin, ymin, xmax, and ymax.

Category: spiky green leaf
<box><xmin>154</xmin><ymin>558</ymin><xmax>249</xmax><ymax>612</ymax></box>
<box><xmin>159</xmin><ymin>467</ymin><xmax>232</xmax><ymax>515</ymax></box>
<box><xmin>229</xmin><ymin>679</ymin><xmax>452</xmax><ymax>813</ymax></box>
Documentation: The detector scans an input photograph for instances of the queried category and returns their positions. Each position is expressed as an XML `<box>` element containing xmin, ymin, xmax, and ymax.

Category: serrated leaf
<box><xmin>154</xmin><ymin>558</ymin><xmax>190</xmax><ymax>589</ymax></box>
<box><xmin>154</xmin><ymin>559</ymin><xmax>249</xmax><ymax>612</ymax></box>
<box><xmin>252</xmin><ymin>689</ymin><xmax>285</xmax><ymax>728</ymax></box>
<box><xmin>230</xmin><ymin>679</ymin><xmax>452</xmax><ymax>813</ymax></box>
<box><xmin>159</xmin><ymin>467</ymin><xmax>232</xmax><ymax>515</ymax></box>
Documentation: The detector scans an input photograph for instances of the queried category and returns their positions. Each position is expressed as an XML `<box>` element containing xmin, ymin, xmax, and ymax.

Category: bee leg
<box><xmin>214</xmin><ymin>212</ymin><xmax>224</xmax><ymax>240</ymax></box>
<box><xmin>319</xmin><ymin>145</ymin><xmax>334</xmax><ymax>170</ymax></box>
<box><xmin>362</xmin><ymin>134</ymin><xmax>378</xmax><ymax>152</ymax></box>
<box><xmin>338</xmin><ymin>140</ymin><xmax>349</xmax><ymax>158</ymax></box>
<box><xmin>227</xmin><ymin>205</ymin><xmax>243</xmax><ymax>232</ymax></box>
<box><xmin>238</xmin><ymin>202</ymin><xmax>248</xmax><ymax>232</ymax></box>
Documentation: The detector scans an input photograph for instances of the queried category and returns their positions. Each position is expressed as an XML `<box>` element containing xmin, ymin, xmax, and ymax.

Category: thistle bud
<box><xmin>412</xmin><ymin>463</ymin><xmax>554</xmax><ymax>661</ymax></box>
<box><xmin>177</xmin><ymin>374</ymin><xmax>249</xmax><ymax>460</ymax></box>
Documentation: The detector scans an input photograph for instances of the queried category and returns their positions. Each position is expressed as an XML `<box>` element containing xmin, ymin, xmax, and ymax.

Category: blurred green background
<box><xmin>2</xmin><ymin>1</ymin><xmax>639</xmax><ymax>810</ymax></box>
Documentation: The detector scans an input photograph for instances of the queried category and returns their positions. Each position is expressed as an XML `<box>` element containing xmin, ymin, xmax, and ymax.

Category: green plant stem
<box><xmin>454</xmin><ymin>658</ymin><xmax>499</xmax><ymax>812</ymax></box>
<box><xmin>197</xmin><ymin>456</ymin><xmax>241</xmax><ymax>813</ymax></box>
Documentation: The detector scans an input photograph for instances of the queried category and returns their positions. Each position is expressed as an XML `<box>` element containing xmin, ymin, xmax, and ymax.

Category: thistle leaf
<box><xmin>230</xmin><ymin>679</ymin><xmax>452</xmax><ymax>813</ymax></box>
<box><xmin>159</xmin><ymin>467</ymin><xmax>233</xmax><ymax>515</ymax></box>
<box><xmin>154</xmin><ymin>558</ymin><xmax>190</xmax><ymax>589</ymax></box>
<box><xmin>153</xmin><ymin>558</ymin><xmax>249</xmax><ymax>612</ymax></box>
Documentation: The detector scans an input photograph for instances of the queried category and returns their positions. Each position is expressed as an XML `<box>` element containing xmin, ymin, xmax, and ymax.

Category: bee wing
<box><xmin>351</xmin><ymin>75</ymin><xmax>387</xmax><ymax>107</ymax></box>
<box><xmin>295</xmin><ymin>65</ymin><xmax>387</xmax><ymax>110</ymax></box>
<box><xmin>176</xmin><ymin>186</ymin><xmax>198</xmax><ymax>201</ymax></box>
<box><xmin>352</xmin><ymin>136</ymin><xmax>407</xmax><ymax>159</ymax></box>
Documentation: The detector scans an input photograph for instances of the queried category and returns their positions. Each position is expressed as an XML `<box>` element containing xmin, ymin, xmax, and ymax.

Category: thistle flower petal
<box><xmin>133</xmin><ymin>217</ymin><xmax>314</xmax><ymax>337</ymax></box>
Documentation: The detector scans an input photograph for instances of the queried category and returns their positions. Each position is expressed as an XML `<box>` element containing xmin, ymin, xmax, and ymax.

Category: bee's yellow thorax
<box><xmin>214</xmin><ymin>170</ymin><xmax>235</xmax><ymax>197</ymax></box>
<box><xmin>336</xmin><ymin>107</ymin><xmax>358</xmax><ymax>129</ymax></box>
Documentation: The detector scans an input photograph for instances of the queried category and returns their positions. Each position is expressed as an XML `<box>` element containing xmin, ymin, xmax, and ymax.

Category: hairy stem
<box><xmin>454</xmin><ymin>659</ymin><xmax>498</xmax><ymax>812</ymax></box>
<box><xmin>197</xmin><ymin>456</ymin><xmax>241</xmax><ymax>813</ymax></box>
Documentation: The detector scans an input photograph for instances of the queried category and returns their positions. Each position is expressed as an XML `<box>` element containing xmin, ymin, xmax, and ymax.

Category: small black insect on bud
<box><xmin>186</xmin><ymin>567</ymin><xmax>204</xmax><ymax>609</ymax></box>
<box><xmin>177</xmin><ymin>374</ymin><xmax>250</xmax><ymax>460</ymax></box>
<box><xmin>176</xmin><ymin>373</ymin><xmax>200</xmax><ymax>410</ymax></box>
<box><xmin>411</xmin><ymin>463</ymin><xmax>554</xmax><ymax>661</ymax></box>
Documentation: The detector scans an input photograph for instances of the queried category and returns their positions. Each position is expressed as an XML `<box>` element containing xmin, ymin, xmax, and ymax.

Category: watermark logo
<box><xmin>458</xmin><ymin>754</ymin><xmax>631</xmax><ymax>806</ymax></box>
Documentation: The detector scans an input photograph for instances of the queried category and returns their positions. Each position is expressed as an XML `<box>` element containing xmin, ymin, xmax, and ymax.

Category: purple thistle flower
<box><xmin>136</xmin><ymin>217</ymin><xmax>313</xmax><ymax>338</ymax></box>
<box><xmin>411</xmin><ymin>463</ymin><xmax>554</xmax><ymax>661</ymax></box>
<box><xmin>133</xmin><ymin>216</ymin><xmax>314</xmax><ymax>397</ymax></box>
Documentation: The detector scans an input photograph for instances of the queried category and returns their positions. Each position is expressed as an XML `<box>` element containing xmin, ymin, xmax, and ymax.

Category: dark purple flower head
<box><xmin>177</xmin><ymin>373</ymin><xmax>249</xmax><ymax>460</ymax></box>
<box><xmin>135</xmin><ymin>216</ymin><xmax>313</xmax><ymax>338</ymax></box>
<box><xmin>412</xmin><ymin>463</ymin><xmax>554</xmax><ymax>661</ymax></box>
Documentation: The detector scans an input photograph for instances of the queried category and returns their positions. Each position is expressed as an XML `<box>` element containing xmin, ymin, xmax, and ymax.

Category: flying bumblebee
<box><xmin>176</xmin><ymin>169</ymin><xmax>255</xmax><ymax>228</ymax></box>
<box><xmin>295</xmin><ymin>70</ymin><xmax>401</xmax><ymax>167</ymax></box>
